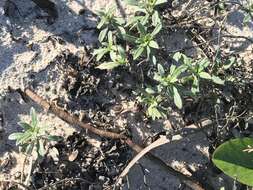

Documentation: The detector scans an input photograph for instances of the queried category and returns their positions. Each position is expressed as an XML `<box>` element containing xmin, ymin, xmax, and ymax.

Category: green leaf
<box><xmin>47</xmin><ymin>135</ymin><xmax>61</xmax><ymax>141</ymax></box>
<box><xmin>146</xmin><ymin>46</ymin><xmax>151</xmax><ymax>59</ymax></box>
<box><xmin>173</xmin><ymin>52</ymin><xmax>183</xmax><ymax>62</ymax></box>
<box><xmin>145</xmin><ymin>88</ymin><xmax>155</xmax><ymax>94</ymax></box>
<box><xmin>98</xmin><ymin>28</ymin><xmax>108</xmax><ymax>42</ymax></box>
<box><xmin>125</xmin><ymin>0</ymin><xmax>139</xmax><ymax>6</ymax></box>
<box><xmin>117</xmin><ymin>46</ymin><xmax>126</xmax><ymax>58</ymax></box>
<box><xmin>133</xmin><ymin>46</ymin><xmax>144</xmax><ymax>60</ymax></box>
<box><xmin>110</xmin><ymin>51</ymin><xmax>117</xmax><ymax>62</ymax></box>
<box><xmin>137</xmin><ymin>22</ymin><xmax>146</xmax><ymax>35</ymax></box>
<box><xmin>123</xmin><ymin>34</ymin><xmax>137</xmax><ymax>43</ymax></box>
<box><xmin>19</xmin><ymin>122</ymin><xmax>32</xmax><ymax>130</ymax></box>
<box><xmin>30</xmin><ymin>107</ymin><xmax>38</xmax><ymax>128</ymax></box>
<box><xmin>157</xmin><ymin>64</ymin><xmax>165</xmax><ymax>76</ymax></box>
<box><xmin>170</xmin><ymin>65</ymin><xmax>187</xmax><ymax>82</ymax></box>
<box><xmin>199</xmin><ymin>72</ymin><xmax>212</xmax><ymax>79</ymax></box>
<box><xmin>24</xmin><ymin>143</ymin><xmax>33</xmax><ymax>154</ymax></box>
<box><xmin>223</xmin><ymin>57</ymin><xmax>236</xmax><ymax>70</ymax></box>
<box><xmin>97</xmin><ymin>18</ymin><xmax>106</xmax><ymax>29</ymax></box>
<box><xmin>151</xmin><ymin>24</ymin><xmax>162</xmax><ymax>36</ymax></box>
<box><xmin>173</xmin><ymin>86</ymin><xmax>182</xmax><ymax>109</ymax></box>
<box><xmin>117</xmin><ymin>26</ymin><xmax>126</xmax><ymax>37</ymax></box>
<box><xmin>149</xmin><ymin>40</ymin><xmax>159</xmax><ymax>49</ymax></box>
<box><xmin>198</xmin><ymin>58</ymin><xmax>210</xmax><ymax>68</ymax></box>
<box><xmin>243</xmin><ymin>14</ymin><xmax>251</xmax><ymax>25</ymax></box>
<box><xmin>125</xmin><ymin>16</ymin><xmax>141</xmax><ymax>27</ymax></box>
<box><xmin>96</xmin><ymin>62</ymin><xmax>121</xmax><ymax>70</ymax></box>
<box><xmin>152</xmin><ymin>11</ymin><xmax>161</xmax><ymax>26</ymax></box>
<box><xmin>8</xmin><ymin>132</ymin><xmax>24</xmax><ymax>140</ymax></box>
<box><xmin>152</xmin><ymin>55</ymin><xmax>157</xmax><ymax>65</ymax></box>
<box><xmin>94</xmin><ymin>48</ymin><xmax>109</xmax><ymax>61</ymax></box>
<box><xmin>147</xmin><ymin>106</ymin><xmax>163</xmax><ymax>120</ymax></box>
<box><xmin>140</xmin><ymin>14</ymin><xmax>150</xmax><ymax>25</ymax></box>
<box><xmin>114</xmin><ymin>17</ymin><xmax>125</xmax><ymax>25</ymax></box>
<box><xmin>212</xmin><ymin>75</ymin><xmax>225</xmax><ymax>85</ymax></box>
<box><xmin>37</xmin><ymin>139</ymin><xmax>45</xmax><ymax>156</ymax></box>
<box><xmin>191</xmin><ymin>76</ymin><xmax>199</xmax><ymax>94</ymax></box>
<box><xmin>108</xmin><ymin>31</ymin><xmax>113</xmax><ymax>46</ymax></box>
<box><xmin>212</xmin><ymin>138</ymin><xmax>253</xmax><ymax>186</ymax></box>
<box><xmin>16</xmin><ymin>132</ymin><xmax>32</xmax><ymax>145</ymax></box>
<box><xmin>155</xmin><ymin>0</ymin><xmax>167</xmax><ymax>5</ymax></box>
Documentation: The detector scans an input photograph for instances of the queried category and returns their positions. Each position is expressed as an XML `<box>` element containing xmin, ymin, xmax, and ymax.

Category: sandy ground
<box><xmin>0</xmin><ymin>0</ymin><xmax>252</xmax><ymax>189</ymax></box>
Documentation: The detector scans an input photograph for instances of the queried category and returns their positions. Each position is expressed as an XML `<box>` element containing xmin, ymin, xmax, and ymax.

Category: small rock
<box><xmin>68</xmin><ymin>149</ymin><xmax>79</xmax><ymax>162</ymax></box>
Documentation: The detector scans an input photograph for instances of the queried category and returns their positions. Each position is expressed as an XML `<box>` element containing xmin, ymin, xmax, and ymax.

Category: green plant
<box><xmin>94</xmin><ymin>0</ymin><xmax>164</xmax><ymax>70</ymax></box>
<box><xmin>8</xmin><ymin>107</ymin><xmax>60</xmax><ymax>158</ymax></box>
<box><xmin>96</xmin><ymin>45</ymin><xmax>128</xmax><ymax>70</ymax></box>
<box><xmin>93</xmin><ymin>31</ymin><xmax>118</xmax><ymax>61</ymax></box>
<box><xmin>131</xmin><ymin>22</ymin><xmax>161</xmax><ymax>60</ymax></box>
<box><xmin>137</xmin><ymin>53</ymin><xmax>228</xmax><ymax>117</ymax></box>
<box><xmin>96</xmin><ymin>7</ymin><xmax>125</xmax><ymax>42</ymax></box>
<box><xmin>8</xmin><ymin>107</ymin><xmax>60</xmax><ymax>185</ymax></box>
<box><xmin>137</xmin><ymin>88</ymin><xmax>166</xmax><ymax>120</ymax></box>
<box><xmin>212</xmin><ymin>137</ymin><xmax>253</xmax><ymax>186</ymax></box>
<box><xmin>125</xmin><ymin>0</ymin><xmax>166</xmax><ymax>26</ymax></box>
<box><xmin>153</xmin><ymin>64</ymin><xmax>187</xmax><ymax>109</ymax></box>
<box><xmin>173</xmin><ymin>52</ymin><xmax>224</xmax><ymax>94</ymax></box>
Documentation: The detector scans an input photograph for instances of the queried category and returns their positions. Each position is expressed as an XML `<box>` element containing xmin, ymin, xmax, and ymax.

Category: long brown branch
<box><xmin>22</xmin><ymin>88</ymin><xmax>206</xmax><ymax>190</ymax></box>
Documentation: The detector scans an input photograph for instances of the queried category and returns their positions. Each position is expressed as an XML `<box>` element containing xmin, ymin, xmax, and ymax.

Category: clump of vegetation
<box><xmin>93</xmin><ymin>1</ymin><xmax>253</xmax><ymax>188</ymax></box>
<box><xmin>93</xmin><ymin>0</ymin><xmax>235</xmax><ymax>120</ymax></box>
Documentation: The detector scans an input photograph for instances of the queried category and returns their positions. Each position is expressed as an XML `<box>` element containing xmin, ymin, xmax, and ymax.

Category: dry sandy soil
<box><xmin>0</xmin><ymin>0</ymin><xmax>252</xmax><ymax>189</ymax></box>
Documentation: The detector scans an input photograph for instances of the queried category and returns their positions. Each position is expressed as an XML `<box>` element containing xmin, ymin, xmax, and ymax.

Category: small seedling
<box><xmin>8</xmin><ymin>107</ymin><xmax>60</xmax><ymax>185</ymax></box>
<box><xmin>129</xmin><ymin>22</ymin><xmax>161</xmax><ymax>60</ymax></box>
<box><xmin>93</xmin><ymin>31</ymin><xmax>118</xmax><ymax>61</ymax></box>
<box><xmin>137</xmin><ymin>88</ymin><xmax>166</xmax><ymax>120</ymax></box>
<box><xmin>125</xmin><ymin>0</ymin><xmax>166</xmax><ymax>26</ymax></box>
<box><xmin>153</xmin><ymin>63</ymin><xmax>187</xmax><ymax>109</ymax></box>
<box><xmin>8</xmin><ymin>107</ymin><xmax>60</xmax><ymax>157</ymax></box>
<box><xmin>173</xmin><ymin>52</ymin><xmax>225</xmax><ymax>93</ymax></box>
<box><xmin>96</xmin><ymin>45</ymin><xmax>128</xmax><ymax>70</ymax></box>
<box><xmin>97</xmin><ymin>7</ymin><xmax>125</xmax><ymax>42</ymax></box>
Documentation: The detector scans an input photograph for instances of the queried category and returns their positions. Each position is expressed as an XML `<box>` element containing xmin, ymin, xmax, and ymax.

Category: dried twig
<box><xmin>116</xmin><ymin>135</ymin><xmax>170</xmax><ymax>186</ymax></box>
<box><xmin>20</xmin><ymin>88</ymin><xmax>206</xmax><ymax>190</ymax></box>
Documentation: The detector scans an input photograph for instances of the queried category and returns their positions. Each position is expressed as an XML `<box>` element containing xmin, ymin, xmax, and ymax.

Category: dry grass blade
<box><xmin>116</xmin><ymin>135</ymin><xmax>170</xmax><ymax>186</ymax></box>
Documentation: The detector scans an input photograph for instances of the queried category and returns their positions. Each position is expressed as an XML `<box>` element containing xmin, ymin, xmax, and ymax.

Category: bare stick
<box><xmin>21</xmin><ymin>88</ymin><xmax>205</xmax><ymax>190</ymax></box>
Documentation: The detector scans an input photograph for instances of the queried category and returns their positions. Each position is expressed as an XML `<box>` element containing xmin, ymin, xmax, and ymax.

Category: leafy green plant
<box><xmin>93</xmin><ymin>31</ymin><xmax>118</xmax><ymax>61</ymax></box>
<box><xmin>94</xmin><ymin>0</ymin><xmax>164</xmax><ymax>70</ymax></box>
<box><xmin>153</xmin><ymin>64</ymin><xmax>187</xmax><ymax>109</ymax></box>
<box><xmin>138</xmin><ymin>52</ymin><xmax>228</xmax><ymax>116</ymax></box>
<box><xmin>137</xmin><ymin>88</ymin><xmax>166</xmax><ymax>120</ymax></box>
<box><xmin>173</xmin><ymin>52</ymin><xmax>224</xmax><ymax>94</ymax></box>
<box><xmin>96</xmin><ymin>7</ymin><xmax>125</xmax><ymax>42</ymax></box>
<box><xmin>125</xmin><ymin>0</ymin><xmax>166</xmax><ymax>26</ymax></box>
<box><xmin>212</xmin><ymin>137</ymin><xmax>253</xmax><ymax>186</ymax></box>
<box><xmin>8</xmin><ymin>107</ymin><xmax>60</xmax><ymax>186</ymax></box>
<box><xmin>96</xmin><ymin>45</ymin><xmax>128</xmax><ymax>70</ymax></box>
<box><xmin>128</xmin><ymin>22</ymin><xmax>161</xmax><ymax>60</ymax></box>
<box><xmin>8</xmin><ymin>107</ymin><xmax>60</xmax><ymax>158</ymax></box>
